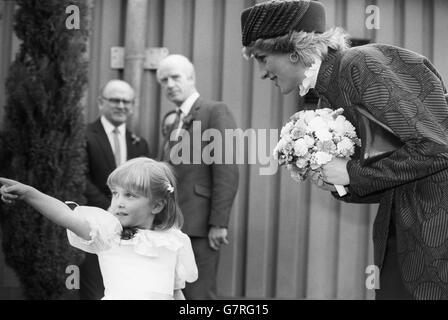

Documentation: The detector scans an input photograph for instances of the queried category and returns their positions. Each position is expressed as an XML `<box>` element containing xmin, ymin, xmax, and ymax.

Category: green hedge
<box><xmin>0</xmin><ymin>0</ymin><xmax>89</xmax><ymax>299</ymax></box>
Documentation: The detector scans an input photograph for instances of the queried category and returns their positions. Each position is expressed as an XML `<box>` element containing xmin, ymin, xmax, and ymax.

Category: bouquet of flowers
<box><xmin>273</xmin><ymin>108</ymin><xmax>361</xmax><ymax>196</ymax></box>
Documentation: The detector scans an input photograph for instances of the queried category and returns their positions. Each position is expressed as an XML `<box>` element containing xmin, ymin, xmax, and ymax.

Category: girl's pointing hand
<box><xmin>0</xmin><ymin>177</ymin><xmax>32</xmax><ymax>203</ymax></box>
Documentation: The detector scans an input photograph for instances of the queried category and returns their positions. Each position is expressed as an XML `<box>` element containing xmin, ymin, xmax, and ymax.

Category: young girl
<box><xmin>0</xmin><ymin>157</ymin><xmax>198</xmax><ymax>300</ymax></box>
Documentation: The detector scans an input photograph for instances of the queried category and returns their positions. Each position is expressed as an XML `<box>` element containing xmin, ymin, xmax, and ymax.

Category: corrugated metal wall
<box><xmin>0</xmin><ymin>0</ymin><xmax>447</xmax><ymax>299</ymax></box>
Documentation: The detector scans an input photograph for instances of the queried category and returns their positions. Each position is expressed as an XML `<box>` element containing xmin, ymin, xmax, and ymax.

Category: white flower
<box><xmin>283</xmin><ymin>133</ymin><xmax>293</xmax><ymax>144</ymax></box>
<box><xmin>280</xmin><ymin>121</ymin><xmax>294</xmax><ymax>138</ymax></box>
<box><xmin>303</xmin><ymin>135</ymin><xmax>315</xmax><ymax>148</ymax></box>
<box><xmin>303</xmin><ymin>110</ymin><xmax>316</xmax><ymax>125</ymax></box>
<box><xmin>344</xmin><ymin>121</ymin><xmax>357</xmax><ymax>138</ymax></box>
<box><xmin>314</xmin><ymin>151</ymin><xmax>333</xmax><ymax>166</ymax></box>
<box><xmin>315</xmin><ymin>108</ymin><xmax>334</xmax><ymax>119</ymax></box>
<box><xmin>293</xmin><ymin>119</ymin><xmax>307</xmax><ymax>135</ymax></box>
<box><xmin>293</xmin><ymin>138</ymin><xmax>309</xmax><ymax>157</ymax></box>
<box><xmin>294</xmin><ymin>118</ymin><xmax>305</xmax><ymax>128</ymax></box>
<box><xmin>274</xmin><ymin>137</ymin><xmax>288</xmax><ymax>159</ymax></box>
<box><xmin>314</xmin><ymin>128</ymin><xmax>332</xmax><ymax>141</ymax></box>
<box><xmin>296</xmin><ymin>158</ymin><xmax>309</xmax><ymax>169</ymax></box>
<box><xmin>337</xmin><ymin>137</ymin><xmax>355</xmax><ymax>157</ymax></box>
<box><xmin>276</xmin><ymin>138</ymin><xmax>286</xmax><ymax>151</ymax></box>
<box><xmin>295</xmin><ymin>153</ymin><xmax>311</xmax><ymax>169</ymax></box>
<box><xmin>308</xmin><ymin>116</ymin><xmax>329</xmax><ymax>133</ymax></box>
<box><xmin>331</xmin><ymin>115</ymin><xmax>347</xmax><ymax>136</ymax></box>
<box><xmin>279</xmin><ymin>137</ymin><xmax>293</xmax><ymax>153</ymax></box>
<box><xmin>291</xmin><ymin>127</ymin><xmax>304</xmax><ymax>140</ymax></box>
<box><xmin>317</xmin><ymin>140</ymin><xmax>337</xmax><ymax>153</ymax></box>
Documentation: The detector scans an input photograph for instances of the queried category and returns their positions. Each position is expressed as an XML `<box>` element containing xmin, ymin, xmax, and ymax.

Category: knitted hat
<box><xmin>241</xmin><ymin>0</ymin><xmax>326</xmax><ymax>46</ymax></box>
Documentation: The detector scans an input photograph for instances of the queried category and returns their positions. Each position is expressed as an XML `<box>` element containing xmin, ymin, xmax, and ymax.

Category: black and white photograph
<box><xmin>0</xmin><ymin>0</ymin><xmax>448</xmax><ymax>307</ymax></box>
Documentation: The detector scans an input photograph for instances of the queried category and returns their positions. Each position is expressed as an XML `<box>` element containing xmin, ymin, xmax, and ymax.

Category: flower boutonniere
<box><xmin>182</xmin><ymin>114</ymin><xmax>195</xmax><ymax>129</ymax></box>
<box><xmin>131</xmin><ymin>133</ymin><xmax>141</xmax><ymax>145</ymax></box>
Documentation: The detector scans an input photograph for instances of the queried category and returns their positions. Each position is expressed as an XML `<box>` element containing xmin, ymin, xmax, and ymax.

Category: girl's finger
<box><xmin>0</xmin><ymin>185</ymin><xmax>19</xmax><ymax>197</ymax></box>
<box><xmin>4</xmin><ymin>185</ymin><xmax>20</xmax><ymax>193</ymax></box>
<box><xmin>1</xmin><ymin>195</ymin><xmax>14</xmax><ymax>204</ymax></box>
<box><xmin>1</xmin><ymin>193</ymin><xmax>18</xmax><ymax>200</ymax></box>
<box><xmin>0</xmin><ymin>177</ymin><xmax>18</xmax><ymax>187</ymax></box>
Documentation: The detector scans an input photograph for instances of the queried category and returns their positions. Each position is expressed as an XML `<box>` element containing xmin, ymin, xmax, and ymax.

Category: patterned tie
<box><xmin>112</xmin><ymin>127</ymin><xmax>121</xmax><ymax>166</ymax></box>
<box><xmin>162</xmin><ymin>108</ymin><xmax>182</xmax><ymax>161</ymax></box>
<box><xmin>173</xmin><ymin>108</ymin><xmax>183</xmax><ymax>140</ymax></box>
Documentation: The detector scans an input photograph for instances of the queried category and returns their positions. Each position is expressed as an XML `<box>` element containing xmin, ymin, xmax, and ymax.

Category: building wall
<box><xmin>0</xmin><ymin>0</ymin><xmax>447</xmax><ymax>299</ymax></box>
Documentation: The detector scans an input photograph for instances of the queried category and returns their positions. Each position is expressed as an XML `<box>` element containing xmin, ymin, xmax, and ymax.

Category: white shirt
<box><xmin>174</xmin><ymin>91</ymin><xmax>200</xmax><ymax>139</ymax></box>
<box><xmin>299</xmin><ymin>58</ymin><xmax>322</xmax><ymax>97</ymax></box>
<box><xmin>101</xmin><ymin>116</ymin><xmax>127</xmax><ymax>166</ymax></box>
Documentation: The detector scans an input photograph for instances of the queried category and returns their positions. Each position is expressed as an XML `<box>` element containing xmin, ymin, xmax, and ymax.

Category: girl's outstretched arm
<box><xmin>0</xmin><ymin>177</ymin><xmax>91</xmax><ymax>240</ymax></box>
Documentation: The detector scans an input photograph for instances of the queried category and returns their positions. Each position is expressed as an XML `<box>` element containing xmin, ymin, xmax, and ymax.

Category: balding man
<box><xmin>81</xmin><ymin>79</ymin><xmax>150</xmax><ymax>300</ymax></box>
<box><xmin>157</xmin><ymin>55</ymin><xmax>239</xmax><ymax>299</ymax></box>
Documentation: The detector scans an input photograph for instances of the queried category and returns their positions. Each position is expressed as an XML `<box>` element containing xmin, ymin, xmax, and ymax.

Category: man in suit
<box><xmin>81</xmin><ymin>79</ymin><xmax>150</xmax><ymax>299</ymax></box>
<box><xmin>157</xmin><ymin>55</ymin><xmax>239</xmax><ymax>299</ymax></box>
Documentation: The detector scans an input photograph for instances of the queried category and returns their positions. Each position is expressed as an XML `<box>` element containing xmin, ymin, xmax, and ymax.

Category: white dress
<box><xmin>66</xmin><ymin>206</ymin><xmax>198</xmax><ymax>300</ymax></box>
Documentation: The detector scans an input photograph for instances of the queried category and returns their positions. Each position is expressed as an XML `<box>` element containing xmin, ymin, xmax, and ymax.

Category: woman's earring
<box><xmin>289</xmin><ymin>52</ymin><xmax>299</xmax><ymax>63</ymax></box>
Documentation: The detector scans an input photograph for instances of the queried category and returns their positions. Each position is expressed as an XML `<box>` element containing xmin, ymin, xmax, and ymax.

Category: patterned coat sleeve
<box><xmin>340</xmin><ymin>47</ymin><xmax>448</xmax><ymax>197</ymax></box>
<box><xmin>332</xmin><ymin>186</ymin><xmax>383</xmax><ymax>204</ymax></box>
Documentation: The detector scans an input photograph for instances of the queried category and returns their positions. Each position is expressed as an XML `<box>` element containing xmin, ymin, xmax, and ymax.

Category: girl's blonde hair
<box><xmin>243</xmin><ymin>27</ymin><xmax>350</xmax><ymax>67</ymax></box>
<box><xmin>107</xmin><ymin>157</ymin><xmax>183</xmax><ymax>231</ymax></box>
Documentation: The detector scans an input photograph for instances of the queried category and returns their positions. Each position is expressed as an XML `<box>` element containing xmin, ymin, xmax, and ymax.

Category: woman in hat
<box><xmin>241</xmin><ymin>0</ymin><xmax>448</xmax><ymax>300</ymax></box>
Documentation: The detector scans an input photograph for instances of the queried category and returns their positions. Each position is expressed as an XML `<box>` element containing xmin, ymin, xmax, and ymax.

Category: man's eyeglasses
<box><xmin>101</xmin><ymin>96</ymin><xmax>134</xmax><ymax>107</ymax></box>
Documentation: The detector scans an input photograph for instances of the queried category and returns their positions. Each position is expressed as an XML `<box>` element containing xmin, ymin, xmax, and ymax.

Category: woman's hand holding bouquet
<box><xmin>274</xmin><ymin>108</ymin><xmax>360</xmax><ymax>196</ymax></box>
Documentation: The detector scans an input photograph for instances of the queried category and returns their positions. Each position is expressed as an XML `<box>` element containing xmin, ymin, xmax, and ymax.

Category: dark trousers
<box><xmin>79</xmin><ymin>252</ymin><xmax>104</xmax><ymax>300</ymax></box>
<box><xmin>183</xmin><ymin>237</ymin><xmax>220</xmax><ymax>300</ymax></box>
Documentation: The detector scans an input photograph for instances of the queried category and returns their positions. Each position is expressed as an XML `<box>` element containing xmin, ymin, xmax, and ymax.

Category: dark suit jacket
<box><xmin>85</xmin><ymin>118</ymin><xmax>150</xmax><ymax>209</ymax></box>
<box><xmin>316</xmin><ymin>44</ymin><xmax>448</xmax><ymax>299</ymax></box>
<box><xmin>163</xmin><ymin>98</ymin><xmax>239</xmax><ymax>237</ymax></box>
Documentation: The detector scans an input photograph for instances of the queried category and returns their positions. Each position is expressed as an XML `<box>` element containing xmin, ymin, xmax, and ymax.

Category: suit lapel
<box><xmin>182</xmin><ymin>97</ymin><xmax>202</xmax><ymax>131</ymax></box>
<box><xmin>92</xmin><ymin>119</ymin><xmax>116</xmax><ymax>170</ymax></box>
<box><xmin>160</xmin><ymin>98</ymin><xmax>202</xmax><ymax>162</ymax></box>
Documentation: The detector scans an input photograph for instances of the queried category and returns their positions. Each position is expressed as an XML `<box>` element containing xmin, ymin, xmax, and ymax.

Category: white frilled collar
<box><xmin>299</xmin><ymin>58</ymin><xmax>322</xmax><ymax>97</ymax></box>
<box><xmin>118</xmin><ymin>228</ymin><xmax>184</xmax><ymax>257</ymax></box>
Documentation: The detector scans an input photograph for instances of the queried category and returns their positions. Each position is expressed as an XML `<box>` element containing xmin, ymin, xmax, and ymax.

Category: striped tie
<box><xmin>112</xmin><ymin>127</ymin><xmax>121</xmax><ymax>166</ymax></box>
<box><xmin>162</xmin><ymin>108</ymin><xmax>182</xmax><ymax>161</ymax></box>
<box><xmin>173</xmin><ymin>108</ymin><xmax>183</xmax><ymax>139</ymax></box>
